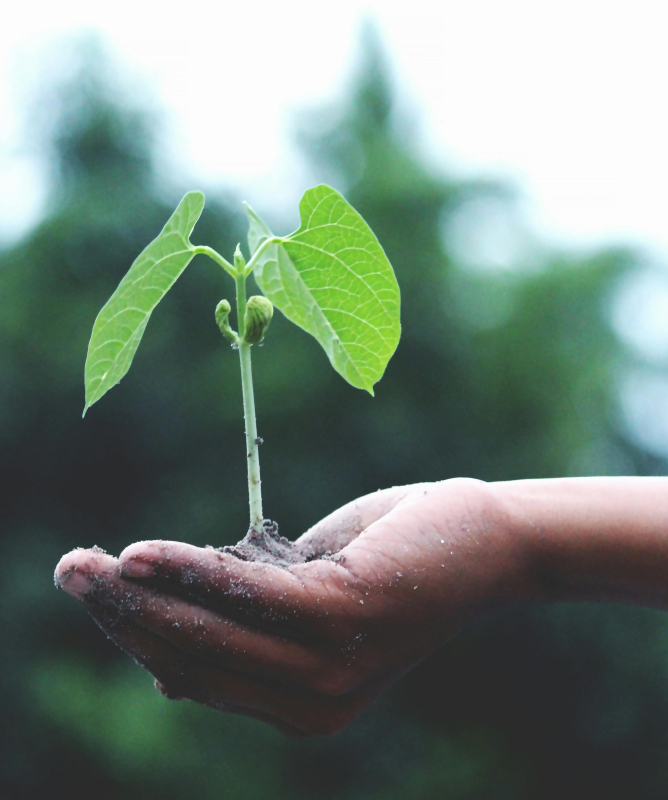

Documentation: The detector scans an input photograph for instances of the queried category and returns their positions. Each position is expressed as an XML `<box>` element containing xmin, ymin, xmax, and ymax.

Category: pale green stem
<box><xmin>198</xmin><ymin>240</ymin><xmax>275</xmax><ymax>530</ymax></box>
<box><xmin>243</xmin><ymin>237</ymin><xmax>282</xmax><ymax>277</ymax></box>
<box><xmin>192</xmin><ymin>245</ymin><xmax>236</xmax><ymax>277</ymax></box>
<box><xmin>194</xmin><ymin>237</ymin><xmax>281</xmax><ymax>279</ymax></box>
<box><xmin>235</xmin><ymin>270</ymin><xmax>263</xmax><ymax>531</ymax></box>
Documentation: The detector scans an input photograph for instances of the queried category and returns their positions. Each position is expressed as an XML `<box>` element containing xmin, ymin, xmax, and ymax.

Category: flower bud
<box><xmin>243</xmin><ymin>295</ymin><xmax>273</xmax><ymax>344</ymax></box>
<box><xmin>215</xmin><ymin>299</ymin><xmax>238</xmax><ymax>344</ymax></box>
<box><xmin>233</xmin><ymin>243</ymin><xmax>246</xmax><ymax>274</ymax></box>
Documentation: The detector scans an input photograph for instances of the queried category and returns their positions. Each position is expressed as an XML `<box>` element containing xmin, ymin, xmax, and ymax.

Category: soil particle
<box><xmin>220</xmin><ymin>519</ymin><xmax>346</xmax><ymax>570</ymax></box>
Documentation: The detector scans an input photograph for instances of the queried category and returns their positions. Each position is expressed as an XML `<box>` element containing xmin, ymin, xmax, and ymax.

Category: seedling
<box><xmin>84</xmin><ymin>185</ymin><xmax>400</xmax><ymax>540</ymax></box>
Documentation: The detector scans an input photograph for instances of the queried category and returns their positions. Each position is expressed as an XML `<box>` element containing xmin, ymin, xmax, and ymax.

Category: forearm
<box><xmin>491</xmin><ymin>477</ymin><xmax>668</xmax><ymax>608</ymax></box>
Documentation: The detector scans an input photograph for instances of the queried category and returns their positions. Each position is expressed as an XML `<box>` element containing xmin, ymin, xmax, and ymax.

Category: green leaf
<box><xmin>83</xmin><ymin>191</ymin><xmax>204</xmax><ymax>415</ymax></box>
<box><xmin>245</xmin><ymin>185</ymin><xmax>401</xmax><ymax>394</ymax></box>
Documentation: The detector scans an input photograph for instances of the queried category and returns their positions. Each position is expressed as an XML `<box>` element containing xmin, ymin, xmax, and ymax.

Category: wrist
<box><xmin>425</xmin><ymin>478</ymin><xmax>536</xmax><ymax>612</ymax></box>
<box><xmin>489</xmin><ymin>477</ymin><xmax>668</xmax><ymax>609</ymax></box>
<box><xmin>487</xmin><ymin>479</ymin><xmax>550</xmax><ymax>605</ymax></box>
<box><xmin>473</xmin><ymin>479</ymin><xmax>538</xmax><ymax>608</ymax></box>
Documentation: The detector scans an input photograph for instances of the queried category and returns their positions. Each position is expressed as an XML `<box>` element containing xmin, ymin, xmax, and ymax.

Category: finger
<box><xmin>81</xmin><ymin>558</ymin><xmax>365</xmax><ymax>693</ymax></box>
<box><xmin>57</xmin><ymin>556</ymin><xmax>377</xmax><ymax>735</ymax></box>
<box><xmin>57</xmin><ymin>548</ymin><xmax>370</xmax><ymax>694</ymax></box>
<box><xmin>55</xmin><ymin>547</ymin><xmax>120</xmax><ymax>601</ymax></box>
<box><xmin>82</xmin><ymin>593</ymin><xmax>310</xmax><ymax>738</ymax></box>
<box><xmin>295</xmin><ymin>483</ymin><xmax>432</xmax><ymax>558</ymax></box>
<box><xmin>117</xmin><ymin>540</ymin><xmax>355</xmax><ymax>637</ymax></box>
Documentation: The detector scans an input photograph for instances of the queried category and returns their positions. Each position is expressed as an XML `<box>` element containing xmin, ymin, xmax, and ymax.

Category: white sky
<box><xmin>1</xmin><ymin>0</ymin><xmax>667</xmax><ymax>262</ymax></box>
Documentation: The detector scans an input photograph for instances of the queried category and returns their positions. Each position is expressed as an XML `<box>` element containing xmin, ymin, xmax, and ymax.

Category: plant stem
<box><xmin>243</xmin><ymin>236</ymin><xmax>282</xmax><ymax>277</ymax></box>
<box><xmin>235</xmin><ymin>269</ymin><xmax>264</xmax><ymax>532</ymax></box>
<box><xmin>192</xmin><ymin>245</ymin><xmax>236</xmax><ymax>277</ymax></box>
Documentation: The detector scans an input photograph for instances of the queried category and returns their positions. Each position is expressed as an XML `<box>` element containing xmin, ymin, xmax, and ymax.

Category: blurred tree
<box><xmin>1</xmin><ymin>28</ymin><xmax>667</xmax><ymax>800</ymax></box>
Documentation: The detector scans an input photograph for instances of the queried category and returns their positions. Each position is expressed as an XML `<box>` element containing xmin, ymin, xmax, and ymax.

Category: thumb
<box><xmin>296</xmin><ymin>483</ymin><xmax>432</xmax><ymax>560</ymax></box>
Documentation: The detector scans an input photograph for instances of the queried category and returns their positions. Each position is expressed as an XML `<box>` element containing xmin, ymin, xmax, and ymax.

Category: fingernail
<box><xmin>59</xmin><ymin>570</ymin><xmax>92</xmax><ymax>600</ymax></box>
<box><xmin>121</xmin><ymin>560</ymin><xmax>156</xmax><ymax>579</ymax></box>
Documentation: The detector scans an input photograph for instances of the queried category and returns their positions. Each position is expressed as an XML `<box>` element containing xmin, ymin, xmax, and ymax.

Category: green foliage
<box><xmin>82</xmin><ymin>180</ymin><xmax>400</xmax><ymax>531</ymax></box>
<box><xmin>84</xmin><ymin>191</ymin><xmax>204</xmax><ymax>413</ymax></box>
<box><xmin>85</xmin><ymin>184</ymin><xmax>400</xmax><ymax>417</ymax></box>
<box><xmin>246</xmin><ymin>185</ymin><xmax>401</xmax><ymax>393</ymax></box>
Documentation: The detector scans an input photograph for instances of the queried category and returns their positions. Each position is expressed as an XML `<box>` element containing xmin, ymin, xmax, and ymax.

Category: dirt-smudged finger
<box><xmin>56</xmin><ymin>547</ymin><xmax>365</xmax><ymax>693</ymax></box>
<box><xmin>80</xmin><ymin>601</ymin><xmax>311</xmax><ymax>737</ymax></box>
<box><xmin>97</xmin><ymin>577</ymin><xmax>362</xmax><ymax>692</ymax></box>
<box><xmin>70</xmin><ymin>585</ymin><xmax>376</xmax><ymax>736</ymax></box>
<box><xmin>117</xmin><ymin>540</ymin><xmax>355</xmax><ymax>637</ymax></box>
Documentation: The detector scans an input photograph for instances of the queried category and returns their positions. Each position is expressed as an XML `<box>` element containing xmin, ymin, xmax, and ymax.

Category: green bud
<box><xmin>215</xmin><ymin>299</ymin><xmax>239</xmax><ymax>345</ymax></box>
<box><xmin>243</xmin><ymin>295</ymin><xmax>273</xmax><ymax>344</ymax></box>
<box><xmin>233</xmin><ymin>243</ymin><xmax>246</xmax><ymax>274</ymax></box>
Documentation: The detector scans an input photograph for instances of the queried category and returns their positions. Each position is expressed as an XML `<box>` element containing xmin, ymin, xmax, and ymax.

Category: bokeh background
<box><xmin>2</xmin><ymin>4</ymin><xmax>668</xmax><ymax>798</ymax></box>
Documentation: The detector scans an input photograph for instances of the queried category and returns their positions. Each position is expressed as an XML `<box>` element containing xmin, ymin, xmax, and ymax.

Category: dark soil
<box><xmin>222</xmin><ymin>519</ymin><xmax>343</xmax><ymax>569</ymax></box>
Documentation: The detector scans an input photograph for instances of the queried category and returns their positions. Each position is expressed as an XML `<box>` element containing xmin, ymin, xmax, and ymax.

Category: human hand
<box><xmin>54</xmin><ymin>478</ymin><xmax>520</xmax><ymax>736</ymax></box>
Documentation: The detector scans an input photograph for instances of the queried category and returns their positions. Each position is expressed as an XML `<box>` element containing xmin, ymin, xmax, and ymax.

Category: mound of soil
<box><xmin>222</xmin><ymin>519</ymin><xmax>344</xmax><ymax>569</ymax></box>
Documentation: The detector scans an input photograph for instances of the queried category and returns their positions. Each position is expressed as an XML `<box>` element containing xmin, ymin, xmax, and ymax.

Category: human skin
<box><xmin>54</xmin><ymin>477</ymin><xmax>668</xmax><ymax>737</ymax></box>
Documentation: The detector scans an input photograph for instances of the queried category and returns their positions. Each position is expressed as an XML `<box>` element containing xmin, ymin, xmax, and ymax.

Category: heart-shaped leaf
<box><xmin>83</xmin><ymin>191</ymin><xmax>204</xmax><ymax>414</ymax></box>
<box><xmin>245</xmin><ymin>185</ymin><xmax>400</xmax><ymax>394</ymax></box>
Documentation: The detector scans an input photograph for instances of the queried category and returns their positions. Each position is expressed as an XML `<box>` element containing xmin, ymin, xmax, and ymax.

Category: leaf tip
<box><xmin>243</xmin><ymin>201</ymin><xmax>257</xmax><ymax>218</ymax></box>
